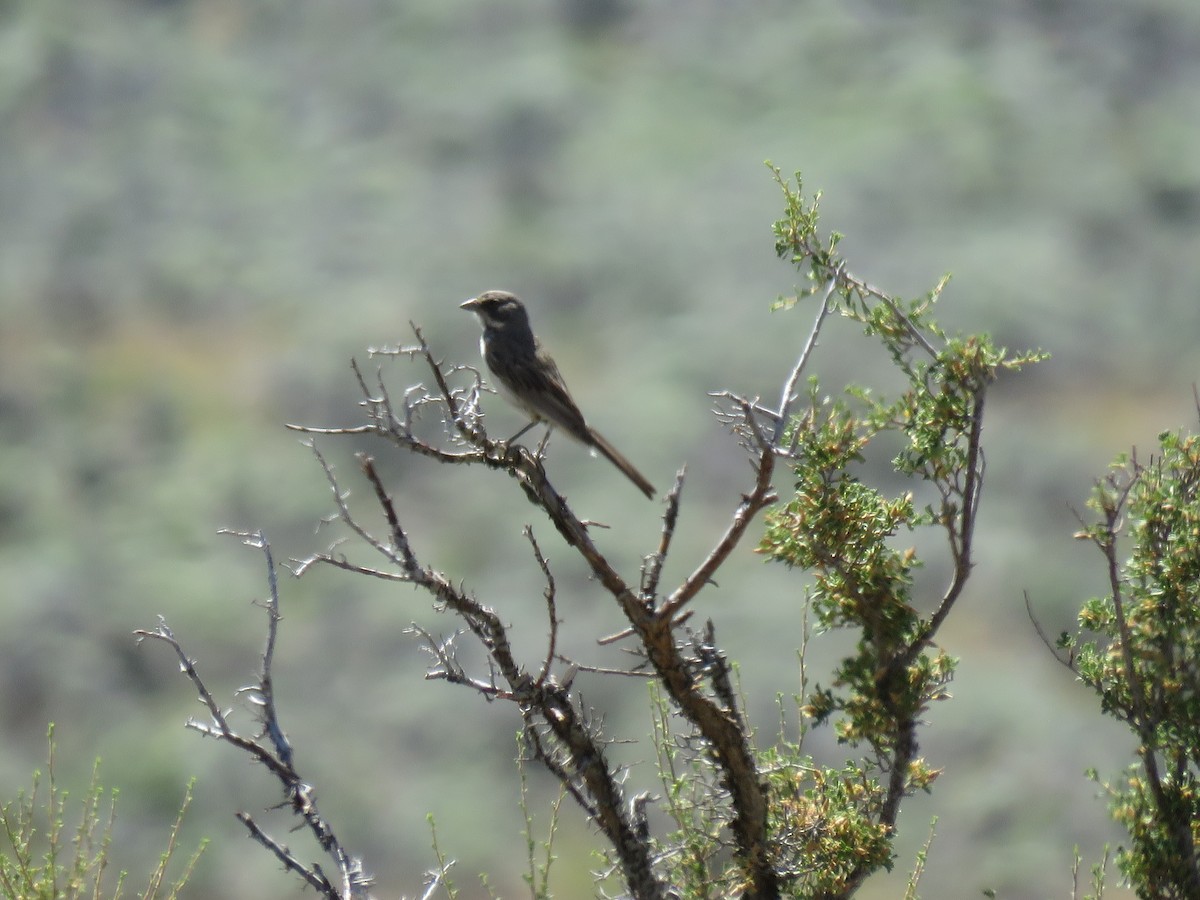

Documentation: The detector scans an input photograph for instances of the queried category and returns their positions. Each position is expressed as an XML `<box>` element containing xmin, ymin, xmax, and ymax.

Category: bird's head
<box><xmin>461</xmin><ymin>290</ymin><xmax>529</xmax><ymax>332</ymax></box>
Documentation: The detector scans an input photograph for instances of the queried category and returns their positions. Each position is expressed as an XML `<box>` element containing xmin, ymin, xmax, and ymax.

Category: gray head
<box><xmin>460</xmin><ymin>290</ymin><xmax>531</xmax><ymax>334</ymax></box>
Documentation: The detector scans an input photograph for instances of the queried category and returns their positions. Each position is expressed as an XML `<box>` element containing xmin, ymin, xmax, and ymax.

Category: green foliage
<box><xmin>1070</xmin><ymin>844</ymin><xmax>1112</xmax><ymax>900</ymax></box>
<box><xmin>762</xmin><ymin>749</ymin><xmax>893</xmax><ymax>896</ymax></box>
<box><xmin>1064</xmin><ymin>428</ymin><xmax>1200</xmax><ymax>897</ymax></box>
<box><xmin>762</xmin><ymin>168</ymin><xmax>1042</xmax><ymax>753</ymax></box>
<box><xmin>904</xmin><ymin>818</ymin><xmax>937</xmax><ymax>900</ymax></box>
<box><xmin>518</xmin><ymin>740</ymin><xmax>564</xmax><ymax>900</ymax></box>
<box><xmin>649</xmin><ymin>682</ymin><xmax>739</xmax><ymax>898</ymax></box>
<box><xmin>425</xmin><ymin>813</ymin><xmax>459</xmax><ymax>900</ymax></box>
<box><xmin>755</xmin><ymin>170</ymin><xmax>1044</xmax><ymax>894</ymax></box>
<box><xmin>0</xmin><ymin>727</ymin><xmax>204</xmax><ymax>900</ymax></box>
<box><xmin>646</xmin><ymin>683</ymin><xmax>891</xmax><ymax>897</ymax></box>
<box><xmin>2</xmin><ymin>1</ymin><xmax>1199</xmax><ymax>892</ymax></box>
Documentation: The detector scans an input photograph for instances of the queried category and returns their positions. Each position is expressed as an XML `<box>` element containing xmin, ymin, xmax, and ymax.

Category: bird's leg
<box><xmin>506</xmin><ymin>421</ymin><xmax>538</xmax><ymax>444</ymax></box>
<box><xmin>534</xmin><ymin>424</ymin><xmax>554</xmax><ymax>460</ymax></box>
<box><xmin>502</xmin><ymin>421</ymin><xmax>553</xmax><ymax>461</ymax></box>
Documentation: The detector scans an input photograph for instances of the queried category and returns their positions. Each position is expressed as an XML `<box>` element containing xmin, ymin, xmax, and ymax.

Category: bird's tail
<box><xmin>587</xmin><ymin>428</ymin><xmax>656</xmax><ymax>499</ymax></box>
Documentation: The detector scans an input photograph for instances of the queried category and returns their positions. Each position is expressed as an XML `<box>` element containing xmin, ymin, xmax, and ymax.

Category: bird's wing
<box><xmin>487</xmin><ymin>342</ymin><xmax>591</xmax><ymax>442</ymax></box>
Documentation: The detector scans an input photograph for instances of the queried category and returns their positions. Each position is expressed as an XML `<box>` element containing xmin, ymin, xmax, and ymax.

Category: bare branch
<box><xmin>522</xmin><ymin>723</ymin><xmax>600</xmax><ymax>822</ymax></box>
<box><xmin>236</xmin><ymin>811</ymin><xmax>334</xmax><ymax>896</ymax></box>
<box><xmin>773</xmin><ymin>267</ymin><xmax>841</xmax><ymax>443</ymax></box>
<box><xmin>358</xmin><ymin>453</ymin><xmax>419</xmax><ymax>574</ymax></box>
<box><xmin>409</xmin><ymin>321</ymin><xmax>488</xmax><ymax>446</ymax></box>
<box><xmin>285</xmin><ymin>328</ymin><xmax>491</xmax><ymax>470</ymax></box>
<box><xmin>554</xmin><ymin>655</ymin><xmax>656</xmax><ymax>679</ymax></box>
<box><xmin>136</xmin><ymin>534</ymin><xmax>373</xmax><ymax>900</ymax></box>
<box><xmin>640</xmin><ymin>466</ymin><xmax>686</xmax><ymax>601</ymax></box>
<box><xmin>660</xmin><ymin>442</ymin><xmax>777</xmax><ymax>621</ymax></box>
<box><xmin>1024</xmin><ymin>590</ymin><xmax>1075</xmax><ymax>672</ymax></box>
<box><xmin>276</xmin><ymin>302</ymin><xmax>857</xmax><ymax>899</ymax></box>
<box><xmin>303</xmin><ymin>442</ymin><xmax>411</xmax><ymax>579</ymax></box>
<box><xmin>693</xmin><ymin>620</ymin><xmax>740</xmax><ymax>722</ymax></box>
<box><xmin>524</xmin><ymin>526</ymin><xmax>560</xmax><ymax>688</ymax></box>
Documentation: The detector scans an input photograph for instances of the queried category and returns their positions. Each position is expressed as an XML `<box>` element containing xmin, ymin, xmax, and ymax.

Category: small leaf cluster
<box><xmin>761</xmin><ymin>748</ymin><xmax>893</xmax><ymax>896</ymax></box>
<box><xmin>761</xmin><ymin>389</ymin><xmax>929</xmax><ymax>745</ymax></box>
<box><xmin>1066</xmin><ymin>429</ymin><xmax>1200</xmax><ymax>897</ymax></box>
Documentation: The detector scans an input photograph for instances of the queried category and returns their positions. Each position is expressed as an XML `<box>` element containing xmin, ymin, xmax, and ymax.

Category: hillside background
<box><xmin>2</xmin><ymin>1</ymin><xmax>1198</xmax><ymax>897</ymax></box>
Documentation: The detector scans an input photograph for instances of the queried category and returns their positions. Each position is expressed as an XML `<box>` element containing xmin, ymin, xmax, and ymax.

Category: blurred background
<box><xmin>2</xmin><ymin>0</ymin><xmax>1198</xmax><ymax>897</ymax></box>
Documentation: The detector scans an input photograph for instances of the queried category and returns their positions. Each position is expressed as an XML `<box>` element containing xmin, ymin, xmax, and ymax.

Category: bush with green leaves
<box><xmin>134</xmin><ymin>165</ymin><xmax>1200</xmax><ymax>898</ymax></box>
<box><xmin>285</xmin><ymin>167</ymin><xmax>1040</xmax><ymax>898</ymax></box>
<box><xmin>746</xmin><ymin>170</ymin><xmax>1043</xmax><ymax>896</ymax></box>
<box><xmin>1060</xmin><ymin>427</ymin><xmax>1200</xmax><ymax>898</ymax></box>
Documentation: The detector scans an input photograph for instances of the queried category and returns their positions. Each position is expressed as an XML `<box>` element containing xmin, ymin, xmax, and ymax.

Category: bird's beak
<box><xmin>460</xmin><ymin>297</ymin><xmax>480</xmax><ymax>312</ymax></box>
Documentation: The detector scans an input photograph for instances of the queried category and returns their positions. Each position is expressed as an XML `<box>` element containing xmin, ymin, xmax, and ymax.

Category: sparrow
<box><xmin>461</xmin><ymin>290</ymin><xmax>655</xmax><ymax>499</ymax></box>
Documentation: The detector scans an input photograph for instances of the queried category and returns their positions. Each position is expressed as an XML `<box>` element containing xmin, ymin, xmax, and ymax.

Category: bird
<box><xmin>461</xmin><ymin>290</ymin><xmax>655</xmax><ymax>499</ymax></box>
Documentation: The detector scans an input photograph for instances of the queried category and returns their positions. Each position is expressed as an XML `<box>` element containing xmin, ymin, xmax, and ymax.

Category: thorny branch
<box><xmin>135</xmin><ymin>531</ymin><xmax>373</xmax><ymax>900</ymax></box>
<box><xmin>640</xmin><ymin>466</ymin><xmax>686</xmax><ymax>601</ymax></box>
<box><xmin>267</xmin><ymin>223</ymin><xmax>998</xmax><ymax>898</ymax></box>
<box><xmin>299</xmin><ymin>441</ymin><xmax>665</xmax><ymax>896</ymax></box>
<box><xmin>525</xmin><ymin>526</ymin><xmax>560</xmax><ymax>688</ymax></box>
<box><xmin>284</xmin><ymin>313</ymin><xmax>798</xmax><ymax>898</ymax></box>
<box><xmin>134</xmin><ymin>245</ymin><xmax>1004</xmax><ymax>900</ymax></box>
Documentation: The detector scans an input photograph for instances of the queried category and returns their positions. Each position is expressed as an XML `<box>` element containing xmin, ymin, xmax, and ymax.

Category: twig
<box><xmin>659</xmin><ymin>442</ymin><xmax>777</xmax><ymax>621</ymax></box>
<box><xmin>417</xmin><ymin>864</ymin><xmax>454</xmax><ymax>900</ymax></box>
<box><xmin>553</xmin><ymin>655</ymin><xmax>656</xmax><ymax>679</ymax></box>
<box><xmin>773</xmin><ymin>267</ymin><xmax>840</xmax><ymax>443</ymax></box>
<box><xmin>596</xmin><ymin>609</ymin><xmax>695</xmax><ymax>646</ymax></box>
<box><xmin>135</xmin><ymin>533</ymin><xmax>373</xmax><ymax>900</ymax></box>
<box><xmin>640</xmin><ymin>467</ymin><xmax>686</xmax><ymax>602</ymax></box>
<box><xmin>236</xmin><ymin>812</ymin><xmax>331</xmax><ymax>895</ymax></box>
<box><xmin>1024</xmin><ymin>590</ymin><xmax>1075</xmax><ymax>671</ymax></box>
<box><xmin>358</xmin><ymin>453</ymin><xmax>419</xmax><ymax>574</ymax></box>
<box><xmin>525</xmin><ymin>526</ymin><xmax>559</xmax><ymax>688</ymax></box>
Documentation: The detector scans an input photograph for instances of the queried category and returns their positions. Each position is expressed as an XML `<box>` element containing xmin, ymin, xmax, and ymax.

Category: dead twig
<box><xmin>135</xmin><ymin>532</ymin><xmax>373</xmax><ymax>899</ymax></box>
